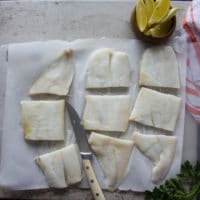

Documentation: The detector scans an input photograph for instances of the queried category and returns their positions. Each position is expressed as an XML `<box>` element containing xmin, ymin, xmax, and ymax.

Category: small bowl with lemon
<box><xmin>130</xmin><ymin>0</ymin><xmax>179</xmax><ymax>43</ymax></box>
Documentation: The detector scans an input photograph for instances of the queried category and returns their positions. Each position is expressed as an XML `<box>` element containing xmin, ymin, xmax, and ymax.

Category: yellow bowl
<box><xmin>130</xmin><ymin>7</ymin><xmax>176</xmax><ymax>43</ymax></box>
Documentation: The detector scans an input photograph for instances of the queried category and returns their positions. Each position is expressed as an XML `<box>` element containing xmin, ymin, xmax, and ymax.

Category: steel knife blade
<box><xmin>67</xmin><ymin>102</ymin><xmax>92</xmax><ymax>159</ymax></box>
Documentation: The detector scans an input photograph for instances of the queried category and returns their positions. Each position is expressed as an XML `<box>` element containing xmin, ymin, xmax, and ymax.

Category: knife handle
<box><xmin>83</xmin><ymin>159</ymin><xmax>105</xmax><ymax>200</ymax></box>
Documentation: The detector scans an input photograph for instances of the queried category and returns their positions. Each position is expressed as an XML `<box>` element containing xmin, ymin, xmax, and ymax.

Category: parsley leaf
<box><xmin>145</xmin><ymin>160</ymin><xmax>200</xmax><ymax>200</ymax></box>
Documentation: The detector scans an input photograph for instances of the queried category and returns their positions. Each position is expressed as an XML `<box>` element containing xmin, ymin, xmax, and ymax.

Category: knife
<box><xmin>67</xmin><ymin>103</ymin><xmax>105</xmax><ymax>200</ymax></box>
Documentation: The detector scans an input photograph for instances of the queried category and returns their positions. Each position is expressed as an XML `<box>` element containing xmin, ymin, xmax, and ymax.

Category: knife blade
<box><xmin>67</xmin><ymin>102</ymin><xmax>92</xmax><ymax>159</ymax></box>
<box><xmin>67</xmin><ymin>102</ymin><xmax>105</xmax><ymax>200</ymax></box>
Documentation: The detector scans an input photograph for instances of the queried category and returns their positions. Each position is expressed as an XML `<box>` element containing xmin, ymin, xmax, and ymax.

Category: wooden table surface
<box><xmin>0</xmin><ymin>0</ymin><xmax>192</xmax><ymax>199</ymax></box>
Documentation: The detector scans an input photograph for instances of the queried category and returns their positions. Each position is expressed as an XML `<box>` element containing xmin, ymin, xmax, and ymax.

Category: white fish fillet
<box><xmin>35</xmin><ymin>150</ymin><xmax>67</xmax><ymax>188</ymax></box>
<box><xmin>133</xmin><ymin>132</ymin><xmax>177</xmax><ymax>183</ymax></box>
<box><xmin>29</xmin><ymin>49</ymin><xmax>74</xmax><ymax>96</ymax></box>
<box><xmin>82</xmin><ymin>95</ymin><xmax>131</xmax><ymax>132</ymax></box>
<box><xmin>86</xmin><ymin>48</ymin><xmax>130</xmax><ymax>88</ymax></box>
<box><xmin>21</xmin><ymin>100</ymin><xmax>65</xmax><ymax>140</ymax></box>
<box><xmin>89</xmin><ymin>132</ymin><xmax>134</xmax><ymax>190</ymax></box>
<box><xmin>111</xmin><ymin>51</ymin><xmax>131</xmax><ymax>87</ymax></box>
<box><xmin>35</xmin><ymin>144</ymin><xmax>82</xmax><ymax>188</ymax></box>
<box><xmin>139</xmin><ymin>46</ymin><xmax>180</xmax><ymax>89</ymax></box>
<box><xmin>130</xmin><ymin>87</ymin><xmax>181</xmax><ymax>132</ymax></box>
<box><xmin>86</xmin><ymin>48</ymin><xmax>111</xmax><ymax>88</ymax></box>
<box><xmin>61</xmin><ymin>144</ymin><xmax>82</xmax><ymax>185</ymax></box>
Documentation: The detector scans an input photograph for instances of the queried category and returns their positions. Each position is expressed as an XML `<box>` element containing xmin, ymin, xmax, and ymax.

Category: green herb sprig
<box><xmin>145</xmin><ymin>160</ymin><xmax>200</xmax><ymax>200</ymax></box>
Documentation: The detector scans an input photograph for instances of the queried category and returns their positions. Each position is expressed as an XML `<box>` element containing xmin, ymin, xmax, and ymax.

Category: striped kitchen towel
<box><xmin>182</xmin><ymin>0</ymin><xmax>200</xmax><ymax>123</ymax></box>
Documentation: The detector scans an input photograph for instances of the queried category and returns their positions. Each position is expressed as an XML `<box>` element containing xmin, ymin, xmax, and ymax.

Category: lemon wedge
<box><xmin>144</xmin><ymin>0</ymin><xmax>155</xmax><ymax>20</ymax></box>
<box><xmin>148</xmin><ymin>0</ymin><xmax>170</xmax><ymax>26</ymax></box>
<box><xmin>160</xmin><ymin>7</ymin><xmax>180</xmax><ymax>23</ymax></box>
<box><xmin>136</xmin><ymin>0</ymin><xmax>148</xmax><ymax>32</ymax></box>
<box><xmin>149</xmin><ymin>20</ymin><xmax>173</xmax><ymax>38</ymax></box>
<box><xmin>144</xmin><ymin>29</ymin><xmax>151</xmax><ymax>36</ymax></box>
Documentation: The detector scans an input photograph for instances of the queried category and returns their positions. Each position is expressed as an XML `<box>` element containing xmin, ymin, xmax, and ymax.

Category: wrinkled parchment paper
<box><xmin>0</xmin><ymin>38</ymin><xmax>186</xmax><ymax>191</ymax></box>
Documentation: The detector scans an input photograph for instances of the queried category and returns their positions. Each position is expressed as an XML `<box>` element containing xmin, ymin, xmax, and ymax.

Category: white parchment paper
<box><xmin>0</xmin><ymin>38</ymin><xmax>186</xmax><ymax>191</ymax></box>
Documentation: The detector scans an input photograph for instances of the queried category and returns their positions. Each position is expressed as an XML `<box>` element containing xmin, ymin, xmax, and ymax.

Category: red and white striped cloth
<box><xmin>182</xmin><ymin>0</ymin><xmax>200</xmax><ymax>123</ymax></box>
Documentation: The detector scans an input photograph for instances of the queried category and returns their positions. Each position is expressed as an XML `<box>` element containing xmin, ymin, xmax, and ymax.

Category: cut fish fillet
<box><xmin>89</xmin><ymin>132</ymin><xmax>134</xmax><ymax>190</ymax></box>
<box><xmin>133</xmin><ymin>132</ymin><xmax>177</xmax><ymax>183</ymax></box>
<box><xmin>61</xmin><ymin>144</ymin><xmax>82</xmax><ymax>185</ymax></box>
<box><xmin>82</xmin><ymin>95</ymin><xmax>131</xmax><ymax>132</ymax></box>
<box><xmin>21</xmin><ymin>100</ymin><xmax>65</xmax><ymax>141</ymax></box>
<box><xmin>86</xmin><ymin>48</ymin><xmax>130</xmax><ymax>88</ymax></box>
<box><xmin>29</xmin><ymin>49</ymin><xmax>75</xmax><ymax>96</ymax></box>
<box><xmin>139</xmin><ymin>46</ymin><xmax>180</xmax><ymax>89</ymax></box>
<box><xmin>35</xmin><ymin>144</ymin><xmax>82</xmax><ymax>188</ymax></box>
<box><xmin>130</xmin><ymin>87</ymin><xmax>181</xmax><ymax>132</ymax></box>
<box><xmin>35</xmin><ymin>150</ymin><xmax>67</xmax><ymax>188</ymax></box>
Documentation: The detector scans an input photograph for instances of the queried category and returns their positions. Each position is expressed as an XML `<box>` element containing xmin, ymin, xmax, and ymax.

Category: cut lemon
<box><xmin>160</xmin><ymin>7</ymin><xmax>180</xmax><ymax>23</ymax></box>
<box><xmin>148</xmin><ymin>0</ymin><xmax>170</xmax><ymax>26</ymax></box>
<box><xmin>144</xmin><ymin>29</ymin><xmax>151</xmax><ymax>36</ymax></box>
<box><xmin>144</xmin><ymin>0</ymin><xmax>155</xmax><ymax>20</ymax></box>
<box><xmin>149</xmin><ymin>20</ymin><xmax>173</xmax><ymax>38</ymax></box>
<box><xmin>136</xmin><ymin>0</ymin><xmax>148</xmax><ymax>32</ymax></box>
